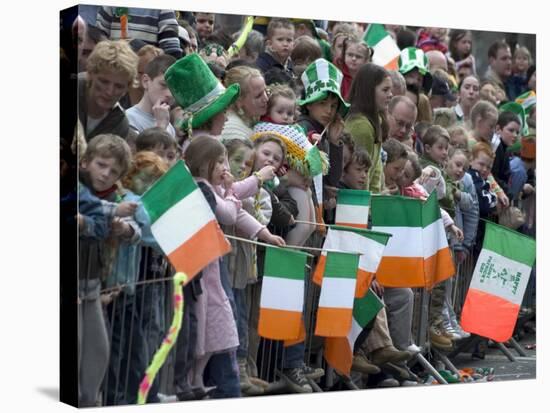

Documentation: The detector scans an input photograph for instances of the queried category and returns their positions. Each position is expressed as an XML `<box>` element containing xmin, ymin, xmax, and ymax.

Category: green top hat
<box><xmin>297</xmin><ymin>58</ymin><xmax>350</xmax><ymax>116</ymax></box>
<box><xmin>398</xmin><ymin>47</ymin><xmax>433</xmax><ymax>92</ymax></box>
<box><xmin>165</xmin><ymin>53</ymin><xmax>240</xmax><ymax>131</ymax></box>
<box><xmin>499</xmin><ymin>101</ymin><xmax>529</xmax><ymax>137</ymax></box>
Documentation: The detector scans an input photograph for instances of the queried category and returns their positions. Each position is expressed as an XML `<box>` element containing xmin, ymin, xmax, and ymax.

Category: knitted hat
<box><xmin>499</xmin><ymin>101</ymin><xmax>528</xmax><ymax>137</ymax></box>
<box><xmin>297</xmin><ymin>58</ymin><xmax>349</xmax><ymax>115</ymax></box>
<box><xmin>250</xmin><ymin>122</ymin><xmax>328</xmax><ymax>177</ymax></box>
<box><xmin>398</xmin><ymin>47</ymin><xmax>433</xmax><ymax>92</ymax></box>
<box><xmin>164</xmin><ymin>53</ymin><xmax>240</xmax><ymax>132</ymax></box>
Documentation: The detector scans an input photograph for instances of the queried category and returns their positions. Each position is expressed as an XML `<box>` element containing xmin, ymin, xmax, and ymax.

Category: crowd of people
<box><xmin>60</xmin><ymin>6</ymin><xmax>537</xmax><ymax>407</ymax></box>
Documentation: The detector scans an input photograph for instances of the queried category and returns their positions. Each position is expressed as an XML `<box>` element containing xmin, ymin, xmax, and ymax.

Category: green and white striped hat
<box><xmin>398</xmin><ymin>47</ymin><xmax>433</xmax><ymax>92</ymax></box>
<box><xmin>297</xmin><ymin>58</ymin><xmax>350</xmax><ymax>115</ymax></box>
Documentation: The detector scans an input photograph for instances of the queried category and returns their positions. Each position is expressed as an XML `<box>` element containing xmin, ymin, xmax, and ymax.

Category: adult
<box><xmin>221</xmin><ymin>65</ymin><xmax>269</xmax><ymax>141</ymax></box>
<box><xmin>387</xmin><ymin>95</ymin><xmax>417</xmax><ymax>145</ymax></box>
<box><xmin>78</xmin><ymin>39</ymin><xmax>138</xmax><ymax>141</ymax></box>
<box><xmin>453</xmin><ymin>74</ymin><xmax>480</xmax><ymax>123</ymax></box>
<box><xmin>484</xmin><ymin>40</ymin><xmax>512</xmax><ymax>100</ymax></box>
<box><xmin>430</xmin><ymin>69</ymin><xmax>456</xmax><ymax>110</ymax></box>
<box><xmin>96</xmin><ymin>7</ymin><xmax>182</xmax><ymax>58</ymax></box>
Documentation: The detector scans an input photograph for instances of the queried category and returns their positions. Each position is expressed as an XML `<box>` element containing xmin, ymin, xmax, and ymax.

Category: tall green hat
<box><xmin>398</xmin><ymin>47</ymin><xmax>433</xmax><ymax>92</ymax></box>
<box><xmin>164</xmin><ymin>53</ymin><xmax>240</xmax><ymax>132</ymax></box>
<box><xmin>499</xmin><ymin>101</ymin><xmax>529</xmax><ymax>137</ymax></box>
<box><xmin>297</xmin><ymin>58</ymin><xmax>350</xmax><ymax>116</ymax></box>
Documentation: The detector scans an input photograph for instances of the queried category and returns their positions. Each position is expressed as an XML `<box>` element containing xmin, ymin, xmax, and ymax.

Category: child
<box><xmin>103</xmin><ymin>151</ymin><xmax>167</xmax><ymax>405</ymax></box>
<box><xmin>381</xmin><ymin>138</ymin><xmax>408</xmax><ymax>195</ymax></box>
<box><xmin>338</xmin><ymin>37</ymin><xmax>372</xmax><ymax>100</ymax></box>
<box><xmin>416</xmin><ymin>27</ymin><xmax>448</xmax><ymax>53</ymax></box>
<box><xmin>491</xmin><ymin>110</ymin><xmax>521</xmax><ymax>197</ymax></box>
<box><xmin>126</xmin><ymin>54</ymin><xmax>177</xmax><ymax>136</ymax></box>
<box><xmin>135</xmin><ymin>127</ymin><xmax>177</xmax><ymax>166</ymax></box>
<box><xmin>340</xmin><ymin>147</ymin><xmax>371</xmax><ymax>190</ymax></box>
<box><xmin>419</xmin><ymin>125</ymin><xmax>454</xmax><ymax>216</ymax></box>
<box><xmin>448</xmin><ymin>125</ymin><xmax>469</xmax><ymax>150</ymax></box>
<box><xmin>345</xmin><ymin>62</ymin><xmax>392</xmax><ymax>194</ymax></box>
<box><xmin>261</xmin><ymin>83</ymin><xmax>296</xmax><ymax>125</ymax></box>
<box><xmin>256</xmin><ymin>18</ymin><xmax>295</xmax><ymax>78</ymax></box>
<box><xmin>185</xmin><ymin>136</ymin><xmax>284</xmax><ymax>397</ymax></box>
<box><xmin>509</xmin><ymin>45</ymin><xmax>532</xmax><ymax>100</ymax></box>
<box><xmin>78</xmin><ymin>133</ymin><xmax>138</xmax><ymax>406</ymax></box>
<box><xmin>193</xmin><ymin>12</ymin><xmax>215</xmax><ymax>46</ymax></box>
<box><xmin>468</xmin><ymin>142</ymin><xmax>497</xmax><ymax>220</ymax></box>
<box><xmin>469</xmin><ymin>100</ymin><xmax>510</xmax><ymax>208</ymax></box>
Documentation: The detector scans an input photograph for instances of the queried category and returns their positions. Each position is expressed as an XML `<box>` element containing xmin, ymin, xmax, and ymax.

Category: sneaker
<box><xmin>301</xmin><ymin>365</ymin><xmax>325</xmax><ymax>380</ymax></box>
<box><xmin>377</xmin><ymin>377</ymin><xmax>400</xmax><ymax>388</ymax></box>
<box><xmin>352</xmin><ymin>354</ymin><xmax>381</xmax><ymax>375</ymax></box>
<box><xmin>406</xmin><ymin>343</ymin><xmax>422</xmax><ymax>354</ymax></box>
<box><xmin>430</xmin><ymin>326</ymin><xmax>453</xmax><ymax>350</ymax></box>
<box><xmin>282</xmin><ymin>368</ymin><xmax>312</xmax><ymax>393</ymax></box>
<box><xmin>370</xmin><ymin>346</ymin><xmax>413</xmax><ymax>366</ymax></box>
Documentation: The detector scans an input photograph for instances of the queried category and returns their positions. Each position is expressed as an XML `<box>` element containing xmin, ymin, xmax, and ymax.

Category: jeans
<box><xmin>233</xmin><ymin>288</ymin><xmax>249</xmax><ymax>359</ymax></box>
<box><xmin>205</xmin><ymin>351</ymin><xmax>241</xmax><ymax>398</ymax></box>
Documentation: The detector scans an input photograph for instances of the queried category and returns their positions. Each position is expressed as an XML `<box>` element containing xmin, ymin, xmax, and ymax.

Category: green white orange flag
<box><xmin>335</xmin><ymin>189</ymin><xmax>371</xmax><ymax>229</ymax></box>
<box><xmin>324</xmin><ymin>289</ymin><xmax>384</xmax><ymax>376</ymax></box>
<box><xmin>141</xmin><ymin>160</ymin><xmax>231</xmax><ymax>282</ymax></box>
<box><xmin>258</xmin><ymin>247</ymin><xmax>308</xmax><ymax>340</ymax></box>
<box><xmin>460</xmin><ymin>222</ymin><xmax>536</xmax><ymax>342</ymax></box>
<box><xmin>313</xmin><ymin>226</ymin><xmax>391</xmax><ymax>297</ymax></box>
<box><xmin>363</xmin><ymin>23</ymin><xmax>401</xmax><ymax>70</ymax></box>
<box><xmin>315</xmin><ymin>251</ymin><xmax>360</xmax><ymax>337</ymax></box>
<box><xmin>371</xmin><ymin>192</ymin><xmax>455</xmax><ymax>289</ymax></box>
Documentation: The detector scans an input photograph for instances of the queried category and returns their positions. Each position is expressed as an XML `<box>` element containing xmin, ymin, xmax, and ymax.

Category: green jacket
<box><xmin>344</xmin><ymin>114</ymin><xmax>383</xmax><ymax>193</ymax></box>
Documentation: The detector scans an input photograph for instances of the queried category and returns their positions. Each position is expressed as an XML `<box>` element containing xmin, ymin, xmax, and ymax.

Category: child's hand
<box><xmin>257</xmin><ymin>165</ymin><xmax>276</xmax><ymax>182</ymax></box>
<box><xmin>383</xmin><ymin>183</ymin><xmax>399</xmax><ymax>195</ymax></box>
<box><xmin>449</xmin><ymin>224</ymin><xmax>464</xmax><ymax>242</ymax></box>
<box><xmin>111</xmin><ymin>217</ymin><xmax>132</xmax><ymax>238</ymax></box>
<box><xmin>115</xmin><ymin>201</ymin><xmax>138</xmax><ymax>217</ymax></box>
<box><xmin>328</xmin><ymin>115</ymin><xmax>344</xmax><ymax>145</ymax></box>
<box><xmin>222</xmin><ymin>171</ymin><xmax>235</xmax><ymax>191</ymax></box>
<box><xmin>418</xmin><ymin>166</ymin><xmax>437</xmax><ymax>184</ymax></box>
<box><xmin>100</xmin><ymin>288</ymin><xmax>121</xmax><ymax>306</ymax></box>
<box><xmin>496</xmin><ymin>191</ymin><xmax>510</xmax><ymax>208</ymax></box>
<box><xmin>310</xmin><ymin>133</ymin><xmax>322</xmax><ymax>145</ymax></box>
<box><xmin>152</xmin><ymin>98</ymin><xmax>171</xmax><ymax>130</ymax></box>
<box><xmin>257</xmin><ymin>228</ymin><xmax>286</xmax><ymax>246</ymax></box>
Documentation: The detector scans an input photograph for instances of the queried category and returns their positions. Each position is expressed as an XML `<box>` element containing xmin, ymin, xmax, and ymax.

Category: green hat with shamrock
<box><xmin>398</xmin><ymin>47</ymin><xmax>433</xmax><ymax>92</ymax></box>
<box><xmin>297</xmin><ymin>58</ymin><xmax>349</xmax><ymax>115</ymax></box>
<box><xmin>164</xmin><ymin>53</ymin><xmax>240</xmax><ymax>132</ymax></box>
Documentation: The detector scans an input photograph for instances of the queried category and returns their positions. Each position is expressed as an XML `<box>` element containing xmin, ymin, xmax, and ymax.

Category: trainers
<box><xmin>282</xmin><ymin>368</ymin><xmax>312</xmax><ymax>393</ymax></box>
<box><xmin>370</xmin><ymin>346</ymin><xmax>412</xmax><ymax>366</ymax></box>
<box><xmin>301</xmin><ymin>365</ymin><xmax>325</xmax><ymax>380</ymax></box>
<box><xmin>377</xmin><ymin>377</ymin><xmax>400</xmax><ymax>388</ymax></box>
<box><xmin>352</xmin><ymin>354</ymin><xmax>381</xmax><ymax>375</ymax></box>
<box><xmin>430</xmin><ymin>326</ymin><xmax>453</xmax><ymax>350</ymax></box>
<box><xmin>400</xmin><ymin>380</ymin><xmax>419</xmax><ymax>386</ymax></box>
<box><xmin>406</xmin><ymin>343</ymin><xmax>422</xmax><ymax>354</ymax></box>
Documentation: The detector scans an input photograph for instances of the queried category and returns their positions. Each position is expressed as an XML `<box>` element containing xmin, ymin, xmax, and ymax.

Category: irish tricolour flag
<box><xmin>141</xmin><ymin>161</ymin><xmax>231</xmax><ymax>281</ymax></box>
<box><xmin>315</xmin><ymin>251</ymin><xmax>360</xmax><ymax>337</ymax></box>
<box><xmin>313</xmin><ymin>226</ymin><xmax>390</xmax><ymax>298</ymax></box>
<box><xmin>371</xmin><ymin>192</ymin><xmax>455</xmax><ymax>289</ymax></box>
<box><xmin>461</xmin><ymin>222</ymin><xmax>536</xmax><ymax>342</ymax></box>
<box><xmin>324</xmin><ymin>290</ymin><xmax>384</xmax><ymax>376</ymax></box>
<box><xmin>335</xmin><ymin>189</ymin><xmax>370</xmax><ymax>229</ymax></box>
<box><xmin>258</xmin><ymin>247</ymin><xmax>308</xmax><ymax>340</ymax></box>
<box><xmin>363</xmin><ymin>23</ymin><xmax>401</xmax><ymax>70</ymax></box>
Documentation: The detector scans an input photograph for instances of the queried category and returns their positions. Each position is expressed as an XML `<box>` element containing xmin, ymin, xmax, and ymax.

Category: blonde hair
<box><xmin>267</xmin><ymin>83</ymin><xmax>296</xmax><ymax>114</ymax></box>
<box><xmin>224</xmin><ymin>65</ymin><xmax>263</xmax><ymax>97</ymax></box>
<box><xmin>86</xmin><ymin>40</ymin><xmax>138</xmax><ymax>87</ymax></box>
